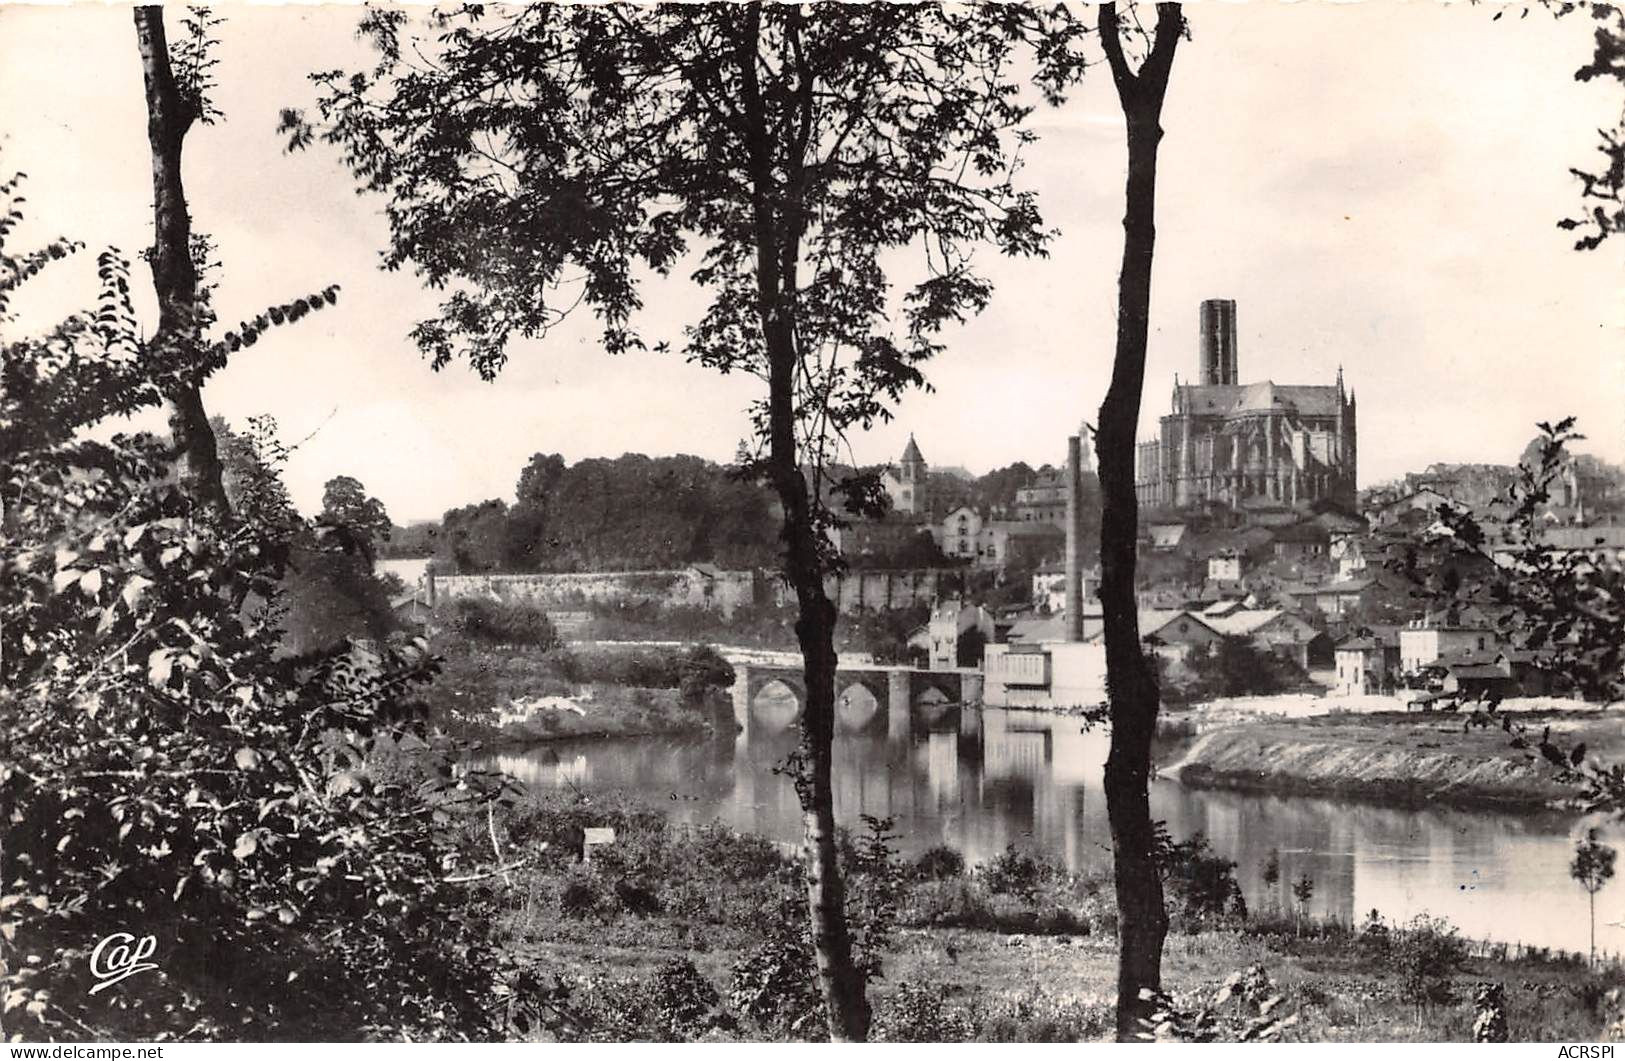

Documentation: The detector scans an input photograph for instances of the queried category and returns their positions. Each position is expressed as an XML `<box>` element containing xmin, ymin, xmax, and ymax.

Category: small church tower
<box><xmin>892</xmin><ymin>434</ymin><xmax>928</xmax><ymax>515</ymax></box>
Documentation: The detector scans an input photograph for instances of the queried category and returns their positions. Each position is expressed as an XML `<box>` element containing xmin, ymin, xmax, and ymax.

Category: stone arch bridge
<box><xmin>735</xmin><ymin>660</ymin><xmax>983</xmax><ymax>736</ymax></box>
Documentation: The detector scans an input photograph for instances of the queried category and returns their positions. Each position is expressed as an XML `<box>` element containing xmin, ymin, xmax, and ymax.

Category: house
<box><xmin>1012</xmin><ymin>467</ymin><xmax>1069</xmax><ymax>526</ymax></box>
<box><xmin>1101</xmin><ymin>609</ymin><xmax>1223</xmax><ymax>663</ymax></box>
<box><xmin>390</xmin><ymin>587</ymin><xmax>432</xmax><ymax>627</ymax></box>
<box><xmin>1207</xmin><ymin>551</ymin><xmax>1243</xmax><ymax>582</ymax></box>
<box><xmin>978</xmin><ymin>520</ymin><xmax>1065</xmax><ymax>573</ymax></box>
<box><xmin>1365</xmin><ymin>485</ymin><xmax>1462</xmax><ymax>530</ymax></box>
<box><xmin>938</xmin><ymin>505</ymin><xmax>983</xmax><ymax>561</ymax></box>
<box><xmin>1398</xmin><ymin>619</ymin><xmax>1499</xmax><ymax>676</ymax></box>
<box><xmin>1441</xmin><ymin>661</ymin><xmax>1523</xmax><ymax>701</ymax></box>
<box><xmin>935</xmin><ymin>507</ymin><xmax>1064</xmax><ymax>573</ymax></box>
<box><xmin>1293</xmin><ymin>577</ymin><xmax>1377</xmax><ymax>617</ymax></box>
<box><xmin>1271</xmin><ymin>521</ymin><xmax>1332</xmax><ymax>564</ymax></box>
<box><xmin>1203</xmin><ymin>608</ymin><xmax>1320</xmax><ymax>671</ymax></box>
<box><xmin>1331</xmin><ymin>533</ymin><xmax>1369</xmax><ymax>581</ymax></box>
<box><xmin>1031</xmin><ymin>561</ymin><xmax>1098</xmax><ymax>614</ymax></box>
<box><xmin>925</xmin><ymin>600</ymin><xmax>996</xmax><ymax>670</ymax></box>
<box><xmin>1334</xmin><ymin>635</ymin><xmax>1401</xmax><ymax>695</ymax></box>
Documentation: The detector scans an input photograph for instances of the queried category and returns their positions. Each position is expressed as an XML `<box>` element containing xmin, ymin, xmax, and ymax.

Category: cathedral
<box><xmin>1134</xmin><ymin>299</ymin><xmax>1357</xmax><ymax>511</ymax></box>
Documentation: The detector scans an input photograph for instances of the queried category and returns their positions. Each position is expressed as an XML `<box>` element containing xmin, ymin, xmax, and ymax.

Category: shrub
<box><xmin>873</xmin><ymin>982</ymin><xmax>975</xmax><ymax>1042</ymax></box>
<box><xmin>442</xmin><ymin>595</ymin><xmax>562</xmax><ymax>649</ymax></box>
<box><xmin>914</xmin><ymin>844</ymin><xmax>966</xmax><ymax>881</ymax></box>
<box><xmin>981</xmin><ymin>844</ymin><xmax>1043</xmax><ymax>901</ymax></box>
<box><xmin>677</xmin><ymin>644</ymin><xmax>736</xmax><ymax>703</ymax></box>
<box><xmin>727</xmin><ymin>897</ymin><xmax>824</xmax><ymax>1038</ymax></box>
<box><xmin>1155</xmin><ymin>829</ymin><xmax>1246</xmax><ymax>925</ymax></box>
<box><xmin>1394</xmin><ymin>914</ymin><xmax>1467</xmax><ymax>1019</ymax></box>
<box><xmin>649</xmin><ymin>958</ymin><xmax>723</xmax><ymax>1041</ymax></box>
<box><xmin>560</xmin><ymin>874</ymin><xmax>603</xmax><ymax>919</ymax></box>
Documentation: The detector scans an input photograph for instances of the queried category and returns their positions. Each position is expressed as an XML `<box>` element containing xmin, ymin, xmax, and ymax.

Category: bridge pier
<box><xmin>888</xmin><ymin>671</ymin><xmax>911</xmax><ymax>744</ymax></box>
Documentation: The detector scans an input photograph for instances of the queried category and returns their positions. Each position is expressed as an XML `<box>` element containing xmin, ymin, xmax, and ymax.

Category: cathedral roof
<box><xmin>1177</xmin><ymin>381</ymin><xmax>1342</xmax><ymax>417</ymax></box>
<box><xmin>901</xmin><ymin>434</ymin><xmax>925</xmax><ymax>465</ymax></box>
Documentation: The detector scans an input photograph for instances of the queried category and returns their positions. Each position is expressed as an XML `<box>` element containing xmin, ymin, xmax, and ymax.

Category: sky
<box><xmin>2</xmin><ymin>2</ymin><xmax>1621</xmax><ymax>523</ymax></box>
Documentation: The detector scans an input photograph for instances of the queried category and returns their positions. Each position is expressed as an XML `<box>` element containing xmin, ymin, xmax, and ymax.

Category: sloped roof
<box><xmin>1449</xmin><ymin>664</ymin><xmax>1510</xmax><ymax>681</ymax></box>
<box><xmin>1149</xmin><ymin>524</ymin><xmax>1187</xmax><ymax>548</ymax></box>
<box><xmin>901</xmin><ymin>434</ymin><xmax>925</xmax><ymax>465</ymax></box>
<box><xmin>986</xmin><ymin>520</ymin><xmax>1065</xmax><ymax>538</ymax></box>
<box><xmin>1007</xmin><ymin>614</ymin><xmax>1066</xmax><ymax>644</ymax></box>
<box><xmin>1204</xmin><ymin>608</ymin><xmax>1296</xmax><ymax>638</ymax></box>
<box><xmin>1177</xmin><ymin>381</ymin><xmax>1341</xmax><ymax>417</ymax></box>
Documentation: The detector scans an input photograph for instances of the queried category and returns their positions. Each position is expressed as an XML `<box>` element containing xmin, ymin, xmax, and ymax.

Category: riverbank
<box><xmin>422</xmin><ymin>632</ymin><xmax>737</xmax><ymax>746</ymax></box>
<box><xmin>1166</xmin><ymin>709</ymin><xmax>1625</xmax><ymax>810</ymax></box>
<box><xmin>467</xmin><ymin>787</ymin><xmax>1619</xmax><ymax>1042</ymax></box>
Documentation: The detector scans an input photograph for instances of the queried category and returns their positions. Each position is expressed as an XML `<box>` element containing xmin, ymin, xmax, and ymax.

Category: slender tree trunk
<box><xmin>134</xmin><ymin>6</ymin><xmax>227</xmax><ymax>516</ymax></box>
<box><xmin>1096</xmin><ymin>2</ymin><xmax>1182</xmax><ymax>1041</ymax></box>
<box><xmin>734</xmin><ymin>8</ymin><xmax>869</xmax><ymax>1041</ymax></box>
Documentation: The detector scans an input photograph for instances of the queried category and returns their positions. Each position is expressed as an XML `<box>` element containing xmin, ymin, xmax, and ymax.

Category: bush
<box><xmin>539</xmin><ymin>643</ymin><xmax>734</xmax><ymax>701</ymax></box>
<box><xmin>1156</xmin><ymin>830</ymin><xmax>1247</xmax><ymax>925</ymax></box>
<box><xmin>442</xmin><ymin>595</ymin><xmax>562</xmax><ymax>649</ymax></box>
<box><xmin>873</xmin><ymin>982</ymin><xmax>975</xmax><ymax>1042</ymax></box>
<box><xmin>727</xmin><ymin>897</ymin><xmax>825</xmax><ymax>1038</ymax></box>
<box><xmin>981</xmin><ymin>844</ymin><xmax>1043</xmax><ymax>901</ymax></box>
<box><xmin>649</xmin><ymin>958</ymin><xmax>723</xmax><ymax>1040</ymax></box>
<box><xmin>677</xmin><ymin>643</ymin><xmax>736</xmax><ymax>703</ymax></box>
<box><xmin>560</xmin><ymin>874</ymin><xmax>603</xmax><ymax>919</ymax></box>
<box><xmin>1394</xmin><ymin>914</ymin><xmax>1467</xmax><ymax>1017</ymax></box>
<box><xmin>914</xmin><ymin>844</ymin><xmax>966</xmax><ymax>881</ymax></box>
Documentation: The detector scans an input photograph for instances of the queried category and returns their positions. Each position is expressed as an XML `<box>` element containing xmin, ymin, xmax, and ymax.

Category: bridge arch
<box><xmin>836</xmin><ymin>682</ymin><xmax>882</xmax><ymax>732</ymax></box>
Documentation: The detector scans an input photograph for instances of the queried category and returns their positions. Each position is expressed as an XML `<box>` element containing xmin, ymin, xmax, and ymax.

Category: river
<box><xmin>495</xmin><ymin>688</ymin><xmax>1619</xmax><ymax>959</ymax></box>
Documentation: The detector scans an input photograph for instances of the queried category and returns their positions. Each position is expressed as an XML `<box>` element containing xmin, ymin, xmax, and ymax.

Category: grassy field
<box><xmin>504</xmin><ymin>880</ymin><xmax>1618</xmax><ymax>1043</ymax></box>
<box><xmin>1169</xmin><ymin>709</ymin><xmax>1625</xmax><ymax>809</ymax></box>
<box><xmin>466</xmin><ymin>788</ymin><xmax>1621</xmax><ymax>1042</ymax></box>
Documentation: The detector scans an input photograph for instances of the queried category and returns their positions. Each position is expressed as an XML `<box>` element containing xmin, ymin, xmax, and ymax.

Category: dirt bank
<box><xmin>1165</xmin><ymin>711</ymin><xmax>1625</xmax><ymax>810</ymax></box>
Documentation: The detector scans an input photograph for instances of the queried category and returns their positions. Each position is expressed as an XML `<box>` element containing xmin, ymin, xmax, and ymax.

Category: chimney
<box><xmin>1066</xmin><ymin>434</ymin><xmax>1084</xmax><ymax>642</ymax></box>
<box><xmin>1199</xmin><ymin>299</ymin><xmax>1238</xmax><ymax>385</ymax></box>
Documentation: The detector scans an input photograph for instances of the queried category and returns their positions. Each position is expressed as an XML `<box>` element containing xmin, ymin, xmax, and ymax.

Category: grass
<box><xmin>467</xmin><ymin>789</ymin><xmax>1621</xmax><ymax>1042</ymax></box>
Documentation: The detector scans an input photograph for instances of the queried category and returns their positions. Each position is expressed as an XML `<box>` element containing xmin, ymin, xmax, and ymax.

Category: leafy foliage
<box><xmin>1554</xmin><ymin>2</ymin><xmax>1625</xmax><ymax>250</ymax></box>
<box><xmin>1392</xmin><ymin>915</ymin><xmax>1468</xmax><ymax>1019</ymax></box>
<box><xmin>1409</xmin><ymin>418</ymin><xmax>1625</xmax><ymax>812</ymax></box>
<box><xmin>1153</xmin><ymin>829</ymin><xmax>1247</xmax><ymax>926</ymax></box>
<box><xmin>1180</xmin><ymin>636</ymin><xmax>1310</xmax><ymax>700</ymax></box>
<box><xmin>0</xmin><ymin>150</ymin><xmax>515</xmax><ymax>1039</ymax></box>
<box><xmin>441</xmin><ymin>596</ymin><xmax>562</xmax><ymax>651</ymax></box>
<box><xmin>319</xmin><ymin>475</ymin><xmax>392</xmax><ymax>562</ymax></box>
<box><xmin>1136</xmin><ymin>964</ymin><xmax>1297</xmax><ymax>1043</ymax></box>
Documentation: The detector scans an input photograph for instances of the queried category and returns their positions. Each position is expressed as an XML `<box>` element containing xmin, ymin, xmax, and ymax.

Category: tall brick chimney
<box><xmin>1199</xmin><ymin>298</ymin><xmax>1238</xmax><ymax>385</ymax></box>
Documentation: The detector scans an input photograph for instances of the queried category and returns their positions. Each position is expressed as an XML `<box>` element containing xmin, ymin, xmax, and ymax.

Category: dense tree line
<box><xmin>411</xmin><ymin>451</ymin><xmax>1074</xmax><ymax>575</ymax></box>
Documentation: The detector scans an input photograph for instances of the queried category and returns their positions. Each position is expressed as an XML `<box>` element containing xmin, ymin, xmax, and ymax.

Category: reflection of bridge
<box><xmin>734</xmin><ymin>660</ymin><xmax>983</xmax><ymax>737</ymax></box>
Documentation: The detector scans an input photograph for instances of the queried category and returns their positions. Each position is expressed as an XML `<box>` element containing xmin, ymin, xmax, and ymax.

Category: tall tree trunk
<box><xmin>1096</xmin><ymin>2</ymin><xmax>1182</xmax><ymax>1041</ymax></box>
<box><xmin>134</xmin><ymin>6</ymin><xmax>227</xmax><ymax>516</ymax></box>
<box><xmin>734</xmin><ymin>7</ymin><xmax>870</xmax><ymax>1041</ymax></box>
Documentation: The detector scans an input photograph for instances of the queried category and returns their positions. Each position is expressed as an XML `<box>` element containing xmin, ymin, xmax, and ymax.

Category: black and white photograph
<box><xmin>1</xmin><ymin>0</ymin><xmax>1622</xmax><ymax>1045</ymax></box>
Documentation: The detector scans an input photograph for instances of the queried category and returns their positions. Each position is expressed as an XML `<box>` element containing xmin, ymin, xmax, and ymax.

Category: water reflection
<box><xmin>496</xmin><ymin>695</ymin><xmax>1616</xmax><ymax>957</ymax></box>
